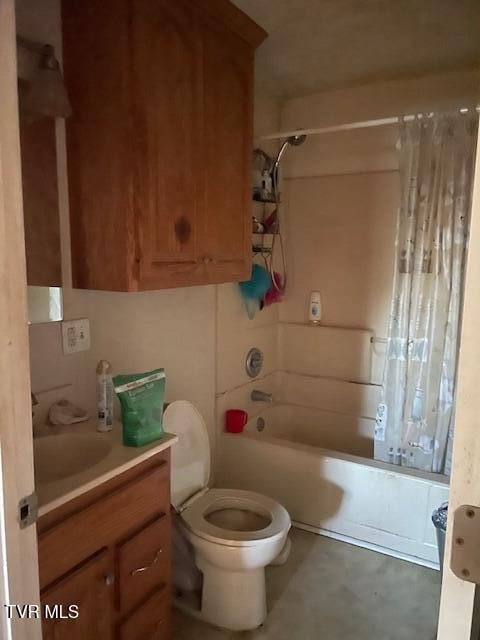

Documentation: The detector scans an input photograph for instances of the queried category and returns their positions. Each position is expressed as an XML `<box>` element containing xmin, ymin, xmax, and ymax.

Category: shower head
<box><xmin>269</xmin><ymin>133</ymin><xmax>307</xmax><ymax>203</ymax></box>
<box><xmin>287</xmin><ymin>134</ymin><xmax>307</xmax><ymax>146</ymax></box>
<box><xmin>273</xmin><ymin>134</ymin><xmax>307</xmax><ymax>170</ymax></box>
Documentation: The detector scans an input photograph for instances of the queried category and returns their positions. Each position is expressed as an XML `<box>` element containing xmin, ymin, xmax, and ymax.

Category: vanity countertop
<box><xmin>34</xmin><ymin>420</ymin><xmax>177</xmax><ymax>517</ymax></box>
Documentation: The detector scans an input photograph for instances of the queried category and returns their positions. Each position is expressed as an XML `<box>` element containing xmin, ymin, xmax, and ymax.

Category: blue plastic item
<box><xmin>239</xmin><ymin>264</ymin><xmax>271</xmax><ymax>319</ymax></box>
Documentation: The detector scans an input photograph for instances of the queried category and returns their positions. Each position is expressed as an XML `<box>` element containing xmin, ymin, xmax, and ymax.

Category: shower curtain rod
<box><xmin>258</xmin><ymin>105</ymin><xmax>480</xmax><ymax>142</ymax></box>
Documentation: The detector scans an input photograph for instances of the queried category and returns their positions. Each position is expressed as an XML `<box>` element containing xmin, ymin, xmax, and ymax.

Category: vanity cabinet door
<box><xmin>116</xmin><ymin>514</ymin><xmax>171</xmax><ymax>614</ymax></box>
<box><xmin>41</xmin><ymin>549</ymin><xmax>114</xmax><ymax>640</ymax></box>
<box><xmin>38</xmin><ymin>461</ymin><xmax>169</xmax><ymax>589</ymax></box>
<box><xmin>118</xmin><ymin>587</ymin><xmax>170</xmax><ymax>640</ymax></box>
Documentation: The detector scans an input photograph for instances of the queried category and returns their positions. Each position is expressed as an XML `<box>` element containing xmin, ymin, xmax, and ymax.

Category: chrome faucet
<box><xmin>251</xmin><ymin>390</ymin><xmax>273</xmax><ymax>403</ymax></box>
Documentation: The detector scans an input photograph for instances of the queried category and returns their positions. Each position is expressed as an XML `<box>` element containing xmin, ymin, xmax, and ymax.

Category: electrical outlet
<box><xmin>61</xmin><ymin>318</ymin><xmax>91</xmax><ymax>355</ymax></box>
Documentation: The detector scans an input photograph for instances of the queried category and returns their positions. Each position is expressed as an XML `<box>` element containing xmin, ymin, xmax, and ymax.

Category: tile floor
<box><xmin>172</xmin><ymin>528</ymin><xmax>441</xmax><ymax>640</ymax></box>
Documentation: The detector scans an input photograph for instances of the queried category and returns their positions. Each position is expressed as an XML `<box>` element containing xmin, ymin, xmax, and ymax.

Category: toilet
<box><xmin>164</xmin><ymin>401</ymin><xmax>291</xmax><ymax>631</ymax></box>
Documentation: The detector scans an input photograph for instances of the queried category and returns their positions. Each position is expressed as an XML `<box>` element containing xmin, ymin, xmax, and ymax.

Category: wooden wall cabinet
<box><xmin>62</xmin><ymin>0</ymin><xmax>266</xmax><ymax>291</ymax></box>
<box><xmin>37</xmin><ymin>451</ymin><xmax>172</xmax><ymax>640</ymax></box>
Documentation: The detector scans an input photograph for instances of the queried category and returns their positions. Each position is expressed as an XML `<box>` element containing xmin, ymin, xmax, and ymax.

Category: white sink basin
<box><xmin>34</xmin><ymin>433</ymin><xmax>112</xmax><ymax>484</ymax></box>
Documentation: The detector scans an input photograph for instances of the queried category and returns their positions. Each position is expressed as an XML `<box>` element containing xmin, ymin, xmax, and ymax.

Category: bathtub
<box><xmin>216</xmin><ymin>403</ymin><xmax>449</xmax><ymax>568</ymax></box>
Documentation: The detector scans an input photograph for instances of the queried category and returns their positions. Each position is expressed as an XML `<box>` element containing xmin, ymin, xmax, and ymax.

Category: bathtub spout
<box><xmin>251</xmin><ymin>390</ymin><xmax>273</xmax><ymax>403</ymax></box>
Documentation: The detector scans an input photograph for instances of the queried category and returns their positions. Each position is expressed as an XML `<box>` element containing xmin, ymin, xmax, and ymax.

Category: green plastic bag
<box><xmin>113</xmin><ymin>368</ymin><xmax>165</xmax><ymax>447</ymax></box>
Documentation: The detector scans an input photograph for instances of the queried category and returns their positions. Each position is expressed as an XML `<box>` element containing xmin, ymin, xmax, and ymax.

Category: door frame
<box><xmin>0</xmin><ymin>0</ymin><xmax>41</xmax><ymax>637</ymax></box>
<box><xmin>437</xmin><ymin>121</ymin><xmax>480</xmax><ymax>638</ymax></box>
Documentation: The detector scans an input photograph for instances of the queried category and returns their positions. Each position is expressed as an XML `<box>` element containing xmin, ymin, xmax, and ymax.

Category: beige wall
<box><xmin>281</xmin><ymin>172</ymin><xmax>398</xmax><ymax>334</ymax></box>
<box><xmin>214</xmin><ymin>91</ymin><xmax>281</xmax><ymax>451</ymax></box>
<box><xmin>281</xmin><ymin>69</ymin><xmax>480</xmax><ymax>131</ymax></box>
<box><xmin>253</xmin><ymin>91</ymin><xmax>282</xmax><ymax>140</ymax></box>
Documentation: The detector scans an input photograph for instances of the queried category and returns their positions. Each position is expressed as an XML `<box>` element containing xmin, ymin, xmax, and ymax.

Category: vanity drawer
<box><xmin>118</xmin><ymin>587</ymin><xmax>169</xmax><ymax>640</ymax></box>
<box><xmin>38</xmin><ymin>462</ymin><xmax>169</xmax><ymax>589</ymax></box>
<box><xmin>116</xmin><ymin>514</ymin><xmax>170</xmax><ymax>614</ymax></box>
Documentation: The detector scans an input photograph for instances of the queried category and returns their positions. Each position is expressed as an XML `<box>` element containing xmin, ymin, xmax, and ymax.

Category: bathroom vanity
<box><xmin>34</xmin><ymin>424</ymin><xmax>177</xmax><ymax>639</ymax></box>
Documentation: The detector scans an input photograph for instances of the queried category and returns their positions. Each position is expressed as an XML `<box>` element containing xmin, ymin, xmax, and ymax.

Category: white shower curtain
<box><xmin>375</xmin><ymin>112</ymin><xmax>478</xmax><ymax>474</ymax></box>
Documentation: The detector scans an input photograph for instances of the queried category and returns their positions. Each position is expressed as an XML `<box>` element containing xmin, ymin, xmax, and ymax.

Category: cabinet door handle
<box><xmin>130</xmin><ymin>548</ymin><xmax>163</xmax><ymax>576</ymax></box>
<box><xmin>104</xmin><ymin>573</ymin><xmax>115</xmax><ymax>586</ymax></box>
<box><xmin>149</xmin><ymin>619</ymin><xmax>164</xmax><ymax>640</ymax></box>
<box><xmin>201</xmin><ymin>256</ymin><xmax>212</xmax><ymax>264</ymax></box>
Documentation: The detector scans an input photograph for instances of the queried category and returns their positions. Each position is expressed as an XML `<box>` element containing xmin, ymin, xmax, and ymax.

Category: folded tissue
<box><xmin>49</xmin><ymin>399</ymin><xmax>89</xmax><ymax>425</ymax></box>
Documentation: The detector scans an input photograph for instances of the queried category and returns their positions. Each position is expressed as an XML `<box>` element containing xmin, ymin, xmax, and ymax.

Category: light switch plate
<box><xmin>61</xmin><ymin>318</ymin><xmax>91</xmax><ymax>355</ymax></box>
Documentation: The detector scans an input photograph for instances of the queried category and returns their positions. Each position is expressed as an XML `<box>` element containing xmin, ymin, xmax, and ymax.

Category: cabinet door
<box><xmin>41</xmin><ymin>549</ymin><xmax>114</xmax><ymax>640</ymax></box>
<box><xmin>118</xmin><ymin>587</ymin><xmax>170</xmax><ymax>640</ymax></box>
<box><xmin>198</xmin><ymin>15</ymin><xmax>253</xmax><ymax>283</ymax></box>
<box><xmin>62</xmin><ymin>0</ymin><xmax>135</xmax><ymax>291</ymax></box>
<box><xmin>116</xmin><ymin>514</ymin><xmax>170</xmax><ymax>614</ymax></box>
<box><xmin>132</xmin><ymin>0</ymin><xmax>205</xmax><ymax>288</ymax></box>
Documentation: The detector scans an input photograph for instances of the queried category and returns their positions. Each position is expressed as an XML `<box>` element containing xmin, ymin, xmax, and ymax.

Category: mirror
<box><xmin>19</xmin><ymin>90</ymin><xmax>63</xmax><ymax>323</ymax></box>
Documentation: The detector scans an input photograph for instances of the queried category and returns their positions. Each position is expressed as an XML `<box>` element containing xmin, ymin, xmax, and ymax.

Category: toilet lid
<box><xmin>163</xmin><ymin>401</ymin><xmax>210</xmax><ymax>510</ymax></box>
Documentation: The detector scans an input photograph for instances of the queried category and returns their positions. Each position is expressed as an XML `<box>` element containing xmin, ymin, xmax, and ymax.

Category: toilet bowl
<box><xmin>164</xmin><ymin>401</ymin><xmax>291</xmax><ymax>631</ymax></box>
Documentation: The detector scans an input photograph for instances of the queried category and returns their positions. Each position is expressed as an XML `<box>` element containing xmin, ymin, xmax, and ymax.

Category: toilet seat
<box><xmin>181</xmin><ymin>488</ymin><xmax>290</xmax><ymax>547</ymax></box>
<box><xmin>164</xmin><ymin>400</ymin><xmax>290</xmax><ymax>549</ymax></box>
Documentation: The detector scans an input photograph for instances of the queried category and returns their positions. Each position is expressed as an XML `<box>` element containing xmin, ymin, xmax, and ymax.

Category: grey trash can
<box><xmin>432</xmin><ymin>502</ymin><xmax>448</xmax><ymax>572</ymax></box>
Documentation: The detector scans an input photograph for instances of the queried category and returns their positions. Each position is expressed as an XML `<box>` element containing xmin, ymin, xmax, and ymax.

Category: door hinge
<box><xmin>18</xmin><ymin>492</ymin><xmax>38</xmax><ymax>529</ymax></box>
<box><xmin>450</xmin><ymin>505</ymin><xmax>480</xmax><ymax>584</ymax></box>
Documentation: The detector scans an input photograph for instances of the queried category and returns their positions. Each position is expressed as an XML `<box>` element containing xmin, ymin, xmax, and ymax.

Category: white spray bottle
<box><xmin>96</xmin><ymin>359</ymin><xmax>113</xmax><ymax>432</ymax></box>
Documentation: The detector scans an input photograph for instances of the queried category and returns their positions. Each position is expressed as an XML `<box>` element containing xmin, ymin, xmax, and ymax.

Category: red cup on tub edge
<box><xmin>225</xmin><ymin>409</ymin><xmax>248</xmax><ymax>433</ymax></box>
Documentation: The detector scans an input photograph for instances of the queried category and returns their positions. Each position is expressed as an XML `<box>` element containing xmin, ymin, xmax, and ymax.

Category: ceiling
<box><xmin>232</xmin><ymin>0</ymin><xmax>480</xmax><ymax>99</ymax></box>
